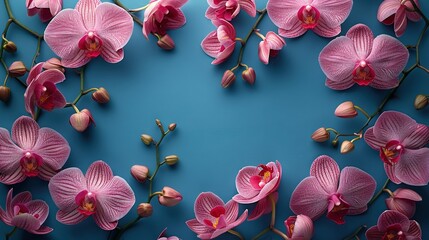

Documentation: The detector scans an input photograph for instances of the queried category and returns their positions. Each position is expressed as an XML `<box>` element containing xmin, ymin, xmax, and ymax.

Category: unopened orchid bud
<box><xmin>335</xmin><ymin>101</ymin><xmax>357</xmax><ymax>118</ymax></box>
<box><xmin>69</xmin><ymin>109</ymin><xmax>95</xmax><ymax>132</ymax></box>
<box><xmin>221</xmin><ymin>70</ymin><xmax>236</xmax><ymax>88</ymax></box>
<box><xmin>340</xmin><ymin>140</ymin><xmax>354</xmax><ymax>154</ymax></box>
<box><xmin>0</xmin><ymin>86</ymin><xmax>11</xmax><ymax>102</ymax></box>
<box><xmin>157</xmin><ymin>34</ymin><xmax>175</xmax><ymax>50</ymax></box>
<box><xmin>3</xmin><ymin>41</ymin><xmax>17</xmax><ymax>53</ymax></box>
<box><xmin>242</xmin><ymin>67</ymin><xmax>256</xmax><ymax>85</ymax></box>
<box><xmin>164</xmin><ymin>155</ymin><xmax>179</xmax><ymax>166</ymax></box>
<box><xmin>131</xmin><ymin>165</ymin><xmax>150</xmax><ymax>183</ymax></box>
<box><xmin>137</xmin><ymin>203</ymin><xmax>153</xmax><ymax>217</ymax></box>
<box><xmin>168</xmin><ymin>123</ymin><xmax>176</xmax><ymax>131</ymax></box>
<box><xmin>8</xmin><ymin>61</ymin><xmax>26</xmax><ymax>77</ymax></box>
<box><xmin>92</xmin><ymin>87</ymin><xmax>110</xmax><ymax>104</ymax></box>
<box><xmin>158</xmin><ymin>187</ymin><xmax>182</xmax><ymax>207</ymax></box>
<box><xmin>156</xmin><ymin>119</ymin><xmax>165</xmax><ymax>132</ymax></box>
<box><xmin>332</xmin><ymin>138</ymin><xmax>339</xmax><ymax>147</ymax></box>
<box><xmin>311</xmin><ymin>127</ymin><xmax>330</xmax><ymax>142</ymax></box>
<box><xmin>385</xmin><ymin>188</ymin><xmax>422</xmax><ymax>218</ymax></box>
<box><xmin>141</xmin><ymin>134</ymin><xmax>153</xmax><ymax>145</ymax></box>
<box><xmin>43</xmin><ymin>58</ymin><xmax>64</xmax><ymax>72</ymax></box>
<box><xmin>414</xmin><ymin>94</ymin><xmax>428</xmax><ymax>110</ymax></box>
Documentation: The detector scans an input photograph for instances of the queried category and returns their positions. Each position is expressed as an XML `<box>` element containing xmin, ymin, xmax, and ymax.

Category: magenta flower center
<box><xmin>383</xmin><ymin>224</ymin><xmax>405</xmax><ymax>240</ymax></box>
<box><xmin>285</xmin><ymin>216</ymin><xmax>297</xmax><ymax>238</ymax></box>
<box><xmin>352</xmin><ymin>60</ymin><xmax>375</xmax><ymax>86</ymax></box>
<box><xmin>380</xmin><ymin>140</ymin><xmax>403</xmax><ymax>165</ymax></box>
<box><xmin>297</xmin><ymin>5</ymin><xmax>320</xmax><ymax>29</ymax></box>
<box><xmin>79</xmin><ymin>31</ymin><xmax>103</xmax><ymax>58</ymax></box>
<box><xmin>216</xmin><ymin>0</ymin><xmax>238</xmax><ymax>21</ymax></box>
<box><xmin>327</xmin><ymin>194</ymin><xmax>350</xmax><ymax>224</ymax></box>
<box><xmin>20</xmin><ymin>152</ymin><xmax>43</xmax><ymax>177</ymax></box>
<box><xmin>34</xmin><ymin>81</ymin><xmax>60</xmax><ymax>111</ymax></box>
<box><xmin>250</xmin><ymin>165</ymin><xmax>274</xmax><ymax>189</ymax></box>
<box><xmin>76</xmin><ymin>190</ymin><xmax>97</xmax><ymax>216</ymax></box>
<box><xmin>203</xmin><ymin>205</ymin><xmax>227</xmax><ymax>229</ymax></box>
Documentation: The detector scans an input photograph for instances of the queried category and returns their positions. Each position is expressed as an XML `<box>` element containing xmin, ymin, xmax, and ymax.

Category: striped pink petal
<box><xmin>49</xmin><ymin>167</ymin><xmax>87</xmax><ymax>211</ymax></box>
<box><xmin>12</xmin><ymin>116</ymin><xmax>39</xmax><ymax>150</ymax></box>
<box><xmin>337</xmin><ymin>167</ymin><xmax>376</xmax><ymax>210</ymax></box>
<box><xmin>86</xmin><ymin>161</ymin><xmax>113</xmax><ymax>191</ymax></box>
<box><xmin>310</xmin><ymin>155</ymin><xmax>340</xmax><ymax>194</ymax></box>
<box><xmin>33</xmin><ymin>128</ymin><xmax>70</xmax><ymax>171</ymax></box>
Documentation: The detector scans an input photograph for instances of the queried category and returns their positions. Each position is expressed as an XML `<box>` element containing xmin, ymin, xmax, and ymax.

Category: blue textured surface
<box><xmin>1</xmin><ymin>0</ymin><xmax>428</xmax><ymax>239</ymax></box>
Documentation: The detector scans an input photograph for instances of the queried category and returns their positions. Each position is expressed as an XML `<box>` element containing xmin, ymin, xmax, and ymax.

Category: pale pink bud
<box><xmin>43</xmin><ymin>58</ymin><xmax>64</xmax><ymax>73</ymax></box>
<box><xmin>340</xmin><ymin>140</ymin><xmax>354</xmax><ymax>154</ymax></box>
<box><xmin>168</xmin><ymin>123</ymin><xmax>177</xmax><ymax>131</ymax></box>
<box><xmin>157</xmin><ymin>34</ymin><xmax>175</xmax><ymax>50</ymax></box>
<box><xmin>414</xmin><ymin>94</ymin><xmax>428</xmax><ymax>110</ymax></box>
<box><xmin>335</xmin><ymin>101</ymin><xmax>358</xmax><ymax>118</ymax></box>
<box><xmin>69</xmin><ymin>109</ymin><xmax>95</xmax><ymax>132</ymax></box>
<box><xmin>0</xmin><ymin>86</ymin><xmax>11</xmax><ymax>102</ymax></box>
<box><xmin>158</xmin><ymin>187</ymin><xmax>182</xmax><ymax>207</ymax></box>
<box><xmin>130</xmin><ymin>165</ymin><xmax>150</xmax><ymax>183</ymax></box>
<box><xmin>3</xmin><ymin>41</ymin><xmax>17</xmax><ymax>53</ymax></box>
<box><xmin>221</xmin><ymin>70</ymin><xmax>236</xmax><ymax>88</ymax></box>
<box><xmin>8</xmin><ymin>61</ymin><xmax>27</xmax><ymax>77</ymax></box>
<box><xmin>311</xmin><ymin>127</ymin><xmax>330</xmax><ymax>142</ymax></box>
<box><xmin>92</xmin><ymin>87</ymin><xmax>110</xmax><ymax>104</ymax></box>
<box><xmin>385</xmin><ymin>188</ymin><xmax>422</xmax><ymax>218</ymax></box>
<box><xmin>242</xmin><ymin>67</ymin><xmax>256</xmax><ymax>85</ymax></box>
<box><xmin>137</xmin><ymin>203</ymin><xmax>153</xmax><ymax>217</ymax></box>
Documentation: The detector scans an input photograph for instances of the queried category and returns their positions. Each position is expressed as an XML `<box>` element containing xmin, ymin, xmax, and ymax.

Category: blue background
<box><xmin>1</xmin><ymin>0</ymin><xmax>428</xmax><ymax>239</ymax></box>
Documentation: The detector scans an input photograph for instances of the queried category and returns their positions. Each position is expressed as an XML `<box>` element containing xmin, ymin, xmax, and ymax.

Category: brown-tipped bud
<box><xmin>3</xmin><ymin>41</ymin><xmax>17</xmax><ymax>53</ymax></box>
<box><xmin>157</xmin><ymin>34</ymin><xmax>175</xmax><ymax>50</ymax></box>
<box><xmin>69</xmin><ymin>109</ymin><xmax>95</xmax><ymax>132</ymax></box>
<box><xmin>158</xmin><ymin>187</ymin><xmax>182</xmax><ymax>207</ymax></box>
<box><xmin>156</xmin><ymin>119</ymin><xmax>164</xmax><ymax>132</ymax></box>
<box><xmin>164</xmin><ymin>155</ymin><xmax>179</xmax><ymax>166</ymax></box>
<box><xmin>8</xmin><ymin>61</ymin><xmax>26</xmax><ymax>77</ymax></box>
<box><xmin>168</xmin><ymin>123</ymin><xmax>176</xmax><ymax>131</ymax></box>
<box><xmin>242</xmin><ymin>67</ymin><xmax>256</xmax><ymax>85</ymax></box>
<box><xmin>221</xmin><ymin>70</ymin><xmax>236</xmax><ymax>88</ymax></box>
<box><xmin>311</xmin><ymin>127</ymin><xmax>330</xmax><ymax>142</ymax></box>
<box><xmin>340</xmin><ymin>140</ymin><xmax>354</xmax><ymax>154</ymax></box>
<box><xmin>0</xmin><ymin>86</ymin><xmax>11</xmax><ymax>102</ymax></box>
<box><xmin>137</xmin><ymin>203</ymin><xmax>153</xmax><ymax>217</ymax></box>
<box><xmin>335</xmin><ymin>101</ymin><xmax>358</xmax><ymax>118</ymax></box>
<box><xmin>414</xmin><ymin>94</ymin><xmax>428</xmax><ymax>110</ymax></box>
<box><xmin>92</xmin><ymin>87</ymin><xmax>110</xmax><ymax>104</ymax></box>
<box><xmin>130</xmin><ymin>165</ymin><xmax>150</xmax><ymax>183</ymax></box>
<box><xmin>140</xmin><ymin>134</ymin><xmax>153</xmax><ymax>145</ymax></box>
<box><xmin>43</xmin><ymin>58</ymin><xmax>65</xmax><ymax>73</ymax></box>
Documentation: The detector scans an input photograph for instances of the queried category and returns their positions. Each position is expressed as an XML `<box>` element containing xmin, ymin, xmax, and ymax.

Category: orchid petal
<box><xmin>346</xmin><ymin>24</ymin><xmax>374</xmax><ymax>59</ymax></box>
<box><xmin>12</xmin><ymin>116</ymin><xmax>39</xmax><ymax>150</ymax></box>
<box><xmin>290</xmin><ymin>177</ymin><xmax>329</xmax><ymax>219</ymax></box>
<box><xmin>325</xmin><ymin>77</ymin><xmax>354</xmax><ymax>90</ymax></box>
<box><xmin>365</xmin><ymin>225</ymin><xmax>385</xmax><ymax>240</ymax></box>
<box><xmin>368</xmin><ymin>78</ymin><xmax>398</xmax><ymax>89</ymax></box>
<box><xmin>0</xmin><ymin>128</ymin><xmax>23</xmax><ymax>173</ymax></box>
<box><xmin>30</xmin><ymin>225</ymin><xmax>53</xmax><ymax>235</ymax></box>
<box><xmin>384</xmin><ymin>163</ymin><xmax>401</xmax><ymax>184</ymax></box>
<box><xmin>186</xmin><ymin>219</ymin><xmax>213</xmax><ymax>235</ymax></box>
<box><xmin>266</xmin><ymin>0</ymin><xmax>303</xmax><ymax>31</ymax></box>
<box><xmin>162</xmin><ymin>9</ymin><xmax>186</xmax><ymax>30</ymax></box>
<box><xmin>93</xmin><ymin>211</ymin><xmax>118</xmax><ymax>230</ymax></box>
<box><xmin>314</xmin><ymin>0</ymin><xmax>353</xmax><ymax>27</ymax></box>
<box><xmin>49</xmin><ymin>0</ymin><xmax>62</xmax><ymax>16</ymax></box>
<box><xmin>377</xmin><ymin>0</ymin><xmax>399</xmax><ymax>23</ymax></box>
<box><xmin>292</xmin><ymin>214</ymin><xmax>314</xmax><ymax>240</ymax></box>
<box><xmin>194</xmin><ymin>192</ymin><xmax>224</xmax><ymax>223</ymax></box>
<box><xmin>49</xmin><ymin>167</ymin><xmax>87</xmax><ymax>211</ymax></box>
<box><xmin>162</xmin><ymin>0</ymin><xmax>188</xmax><ymax>8</ymax></box>
<box><xmin>56</xmin><ymin>209</ymin><xmax>87</xmax><ymax>225</ymax></box>
<box><xmin>402</xmin><ymin>124</ymin><xmax>429</xmax><ymax>149</ymax></box>
<box><xmin>278</xmin><ymin>23</ymin><xmax>307</xmax><ymax>38</ymax></box>
<box><xmin>201</xmin><ymin>31</ymin><xmax>221</xmax><ymax>58</ymax></box>
<box><xmin>86</xmin><ymin>161</ymin><xmax>113</xmax><ymax>191</ymax></box>
<box><xmin>100</xmin><ymin>42</ymin><xmax>124</xmax><ymax>64</ymax></box>
<box><xmin>33</xmin><ymin>128</ymin><xmax>70</xmax><ymax>170</ymax></box>
<box><xmin>394</xmin><ymin>6</ymin><xmax>407</xmax><ymax>37</ymax></box>
<box><xmin>11</xmin><ymin>214</ymin><xmax>41</xmax><ymax>232</ymax></box>
<box><xmin>394</xmin><ymin>188</ymin><xmax>422</xmax><ymax>201</ymax></box>
<box><xmin>258</xmin><ymin>41</ymin><xmax>270</xmax><ymax>65</ymax></box>
<box><xmin>38</xmin><ymin>8</ymin><xmax>53</xmax><ymax>22</ymax></box>
<box><xmin>377</xmin><ymin>210</ymin><xmax>409</xmax><ymax>232</ymax></box>
<box><xmin>211</xmin><ymin>42</ymin><xmax>235</xmax><ymax>65</ymax></box>
<box><xmin>239</xmin><ymin>0</ymin><xmax>256</xmax><ymax>17</ymax></box>
<box><xmin>395</xmin><ymin>148</ymin><xmax>429</xmax><ymax>186</ymax></box>
<box><xmin>364</xmin><ymin>127</ymin><xmax>386</xmax><ymax>150</ymax></box>
<box><xmin>61</xmin><ymin>50</ymin><xmax>91</xmax><ymax>69</ymax></box>
<box><xmin>408</xmin><ymin>220</ymin><xmax>422</xmax><ymax>238</ymax></box>
<box><xmin>27</xmin><ymin>200</ymin><xmax>49</xmax><ymax>224</ymax></box>
<box><xmin>75</xmin><ymin>0</ymin><xmax>100</xmax><ymax>30</ymax></box>
<box><xmin>26</xmin><ymin>63</ymin><xmax>43</xmax><ymax>86</ymax></box>
<box><xmin>386</xmin><ymin>197</ymin><xmax>416</xmax><ymax>218</ymax></box>
<box><xmin>337</xmin><ymin>167</ymin><xmax>376</xmax><ymax>208</ymax></box>
<box><xmin>9</xmin><ymin>191</ymin><xmax>32</xmax><ymax>213</ymax></box>
<box><xmin>266</xmin><ymin>32</ymin><xmax>285</xmax><ymax>50</ymax></box>
<box><xmin>0</xmin><ymin>165</ymin><xmax>26</xmax><ymax>185</ymax></box>
<box><xmin>234</xmin><ymin>166</ymin><xmax>259</xmax><ymax>199</ymax></box>
<box><xmin>37</xmin><ymin>163</ymin><xmax>59</xmax><ymax>181</ymax></box>
<box><xmin>310</xmin><ymin>155</ymin><xmax>340</xmax><ymax>194</ymax></box>
<box><xmin>313</xmin><ymin>17</ymin><xmax>342</xmax><ymax>38</ymax></box>
<box><xmin>211</xmin><ymin>210</ymin><xmax>248</xmax><ymax>239</ymax></box>
<box><xmin>373</xmin><ymin>111</ymin><xmax>417</xmax><ymax>143</ymax></box>
<box><xmin>223</xmin><ymin>199</ymin><xmax>238</xmax><ymax>224</ymax></box>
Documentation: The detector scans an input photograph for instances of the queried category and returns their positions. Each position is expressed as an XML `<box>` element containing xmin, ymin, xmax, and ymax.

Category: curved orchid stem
<box><xmin>228</xmin><ymin>229</ymin><xmax>245</xmax><ymax>240</ymax></box>
<box><xmin>113</xmin><ymin>0</ymin><xmax>143</xmax><ymax>26</ymax></box>
<box><xmin>368</xmin><ymin>178</ymin><xmax>390</xmax><ymax>206</ymax></box>
<box><xmin>64</xmin><ymin>67</ymin><xmax>98</xmax><ymax>109</ymax></box>
<box><xmin>3</xmin><ymin>0</ymin><xmax>43</xmax><ymax>38</ymax></box>
<box><xmin>5</xmin><ymin>227</ymin><xmax>16</xmax><ymax>240</ymax></box>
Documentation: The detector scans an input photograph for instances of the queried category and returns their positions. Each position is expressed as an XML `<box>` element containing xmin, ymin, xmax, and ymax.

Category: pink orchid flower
<box><xmin>0</xmin><ymin>189</ymin><xmax>52</xmax><ymax>234</ymax></box>
<box><xmin>205</xmin><ymin>0</ymin><xmax>256</xmax><ymax>21</ymax></box>
<box><xmin>386</xmin><ymin>188</ymin><xmax>422</xmax><ymax>218</ymax></box>
<box><xmin>158</xmin><ymin>228</ymin><xmax>180</xmax><ymax>240</ymax></box>
<box><xmin>247</xmin><ymin>192</ymin><xmax>278</xmax><ymax>221</ymax></box>
<box><xmin>258</xmin><ymin>31</ymin><xmax>286</xmax><ymax>64</ymax></box>
<box><xmin>24</xmin><ymin>62</ymin><xmax>67</xmax><ymax>119</ymax></box>
<box><xmin>26</xmin><ymin>0</ymin><xmax>62</xmax><ymax>22</ymax></box>
<box><xmin>364</xmin><ymin>111</ymin><xmax>429</xmax><ymax>186</ymax></box>
<box><xmin>366</xmin><ymin>210</ymin><xmax>422</xmax><ymax>240</ymax></box>
<box><xmin>48</xmin><ymin>161</ymin><xmax>135</xmax><ymax>230</ymax></box>
<box><xmin>44</xmin><ymin>0</ymin><xmax>133</xmax><ymax>68</ymax></box>
<box><xmin>290</xmin><ymin>155</ymin><xmax>376</xmax><ymax>224</ymax></box>
<box><xmin>319</xmin><ymin>24</ymin><xmax>409</xmax><ymax>90</ymax></box>
<box><xmin>266</xmin><ymin>0</ymin><xmax>352</xmax><ymax>38</ymax></box>
<box><xmin>0</xmin><ymin>116</ymin><xmax>70</xmax><ymax>184</ymax></box>
<box><xmin>143</xmin><ymin>0</ymin><xmax>188</xmax><ymax>39</ymax></box>
<box><xmin>233</xmin><ymin>161</ymin><xmax>282</xmax><ymax>204</ymax></box>
<box><xmin>284</xmin><ymin>214</ymin><xmax>314</xmax><ymax>240</ymax></box>
<box><xmin>186</xmin><ymin>192</ymin><xmax>248</xmax><ymax>239</ymax></box>
<box><xmin>377</xmin><ymin>0</ymin><xmax>421</xmax><ymax>37</ymax></box>
<box><xmin>201</xmin><ymin>19</ymin><xmax>236</xmax><ymax>65</ymax></box>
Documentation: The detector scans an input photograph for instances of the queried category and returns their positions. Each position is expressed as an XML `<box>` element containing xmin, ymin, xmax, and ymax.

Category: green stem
<box><xmin>4</xmin><ymin>0</ymin><xmax>43</xmax><ymax>38</ymax></box>
<box><xmin>409</xmin><ymin>0</ymin><xmax>429</xmax><ymax>24</ymax></box>
<box><xmin>343</xmin><ymin>225</ymin><xmax>366</xmax><ymax>240</ymax></box>
<box><xmin>1</xmin><ymin>59</ymin><xmax>9</xmax><ymax>85</ymax></box>
<box><xmin>31</xmin><ymin>37</ymin><xmax>43</xmax><ymax>68</ymax></box>
<box><xmin>5</xmin><ymin>227</ymin><xmax>17</xmax><ymax>240</ymax></box>
<box><xmin>113</xmin><ymin>0</ymin><xmax>143</xmax><ymax>26</ymax></box>
<box><xmin>252</xmin><ymin>227</ymin><xmax>270</xmax><ymax>240</ymax></box>
<box><xmin>417</xmin><ymin>64</ymin><xmax>429</xmax><ymax>74</ymax></box>
<box><xmin>128</xmin><ymin>4</ymin><xmax>149</xmax><ymax>12</ymax></box>
<box><xmin>272</xmin><ymin>227</ymin><xmax>288</xmax><ymax>239</ymax></box>
<box><xmin>110</xmin><ymin>216</ymin><xmax>142</xmax><ymax>240</ymax></box>
<box><xmin>269</xmin><ymin>194</ymin><xmax>276</xmax><ymax>228</ymax></box>
<box><xmin>0</xmin><ymin>19</ymin><xmax>13</xmax><ymax>58</ymax></box>
<box><xmin>147</xmin><ymin>130</ymin><xmax>170</xmax><ymax>202</ymax></box>
<box><xmin>228</xmin><ymin>229</ymin><xmax>244</xmax><ymax>240</ymax></box>
<box><xmin>64</xmin><ymin>67</ymin><xmax>95</xmax><ymax>108</ymax></box>
<box><xmin>354</xmin><ymin>106</ymin><xmax>370</xmax><ymax>119</ymax></box>
<box><xmin>368</xmin><ymin>178</ymin><xmax>390</xmax><ymax>206</ymax></box>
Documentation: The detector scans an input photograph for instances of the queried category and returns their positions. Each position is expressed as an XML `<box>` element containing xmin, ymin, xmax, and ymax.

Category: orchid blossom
<box><xmin>377</xmin><ymin>0</ymin><xmax>421</xmax><ymax>37</ymax></box>
<box><xmin>201</xmin><ymin>19</ymin><xmax>236</xmax><ymax>65</ymax></box>
<box><xmin>290</xmin><ymin>155</ymin><xmax>376</xmax><ymax>224</ymax></box>
<box><xmin>385</xmin><ymin>188</ymin><xmax>422</xmax><ymax>218</ymax></box>
<box><xmin>284</xmin><ymin>214</ymin><xmax>314</xmax><ymax>240</ymax></box>
<box><xmin>186</xmin><ymin>192</ymin><xmax>248</xmax><ymax>239</ymax></box>
<box><xmin>364</xmin><ymin>111</ymin><xmax>429</xmax><ymax>186</ymax></box>
<box><xmin>258</xmin><ymin>31</ymin><xmax>286</xmax><ymax>65</ymax></box>
<box><xmin>266</xmin><ymin>0</ymin><xmax>353</xmax><ymax>38</ymax></box>
<box><xmin>366</xmin><ymin>210</ymin><xmax>422</xmax><ymax>240</ymax></box>
<box><xmin>48</xmin><ymin>161</ymin><xmax>135</xmax><ymax>230</ymax></box>
<box><xmin>0</xmin><ymin>189</ymin><xmax>52</xmax><ymax>235</ymax></box>
<box><xmin>0</xmin><ymin>116</ymin><xmax>70</xmax><ymax>184</ymax></box>
<box><xmin>44</xmin><ymin>0</ymin><xmax>133</xmax><ymax>68</ymax></box>
<box><xmin>26</xmin><ymin>0</ymin><xmax>62</xmax><ymax>22</ymax></box>
<box><xmin>205</xmin><ymin>0</ymin><xmax>256</xmax><ymax>21</ymax></box>
<box><xmin>24</xmin><ymin>63</ymin><xmax>67</xmax><ymax>119</ymax></box>
<box><xmin>319</xmin><ymin>24</ymin><xmax>409</xmax><ymax>90</ymax></box>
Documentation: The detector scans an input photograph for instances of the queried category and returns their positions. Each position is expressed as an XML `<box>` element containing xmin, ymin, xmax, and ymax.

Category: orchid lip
<box><xmin>20</xmin><ymin>152</ymin><xmax>43</xmax><ymax>177</ymax></box>
<box><xmin>352</xmin><ymin>60</ymin><xmax>375</xmax><ymax>86</ymax></box>
<box><xmin>380</xmin><ymin>140</ymin><xmax>404</xmax><ymax>165</ymax></box>
<box><xmin>297</xmin><ymin>5</ymin><xmax>320</xmax><ymax>29</ymax></box>
<box><xmin>76</xmin><ymin>190</ymin><xmax>97</xmax><ymax>216</ymax></box>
